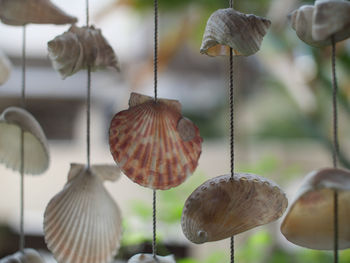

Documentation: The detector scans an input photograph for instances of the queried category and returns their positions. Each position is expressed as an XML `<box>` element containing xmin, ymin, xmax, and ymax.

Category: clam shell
<box><xmin>44</xmin><ymin>164</ymin><xmax>122</xmax><ymax>263</ymax></box>
<box><xmin>281</xmin><ymin>168</ymin><xmax>350</xmax><ymax>250</ymax></box>
<box><xmin>0</xmin><ymin>248</ymin><xmax>44</xmax><ymax>263</ymax></box>
<box><xmin>109</xmin><ymin>92</ymin><xmax>203</xmax><ymax>190</ymax></box>
<box><xmin>181</xmin><ymin>173</ymin><xmax>288</xmax><ymax>244</ymax></box>
<box><xmin>200</xmin><ymin>8</ymin><xmax>271</xmax><ymax>57</ymax></box>
<box><xmin>48</xmin><ymin>25</ymin><xmax>120</xmax><ymax>79</ymax></box>
<box><xmin>0</xmin><ymin>49</ymin><xmax>11</xmax><ymax>85</ymax></box>
<box><xmin>68</xmin><ymin>163</ymin><xmax>121</xmax><ymax>182</ymax></box>
<box><xmin>128</xmin><ymin>254</ymin><xmax>176</xmax><ymax>263</ymax></box>
<box><xmin>0</xmin><ymin>0</ymin><xmax>77</xmax><ymax>26</ymax></box>
<box><xmin>0</xmin><ymin>107</ymin><xmax>49</xmax><ymax>175</ymax></box>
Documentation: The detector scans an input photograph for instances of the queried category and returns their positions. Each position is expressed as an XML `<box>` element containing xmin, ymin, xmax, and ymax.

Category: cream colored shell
<box><xmin>68</xmin><ymin>163</ymin><xmax>121</xmax><ymax>182</ymax></box>
<box><xmin>181</xmin><ymin>173</ymin><xmax>288</xmax><ymax>244</ymax></box>
<box><xmin>0</xmin><ymin>49</ymin><xmax>11</xmax><ymax>85</ymax></box>
<box><xmin>281</xmin><ymin>168</ymin><xmax>350</xmax><ymax>250</ymax></box>
<box><xmin>0</xmin><ymin>0</ymin><xmax>77</xmax><ymax>26</ymax></box>
<box><xmin>0</xmin><ymin>107</ymin><xmax>49</xmax><ymax>175</ymax></box>
<box><xmin>200</xmin><ymin>8</ymin><xmax>271</xmax><ymax>57</ymax></box>
<box><xmin>0</xmin><ymin>248</ymin><xmax>44</xmax><ymax>263</ymax></box>
<box><xmin>48</xmin><ymin>25</ymin><xmax>120</xmax><ymax>79</ymax></box>
<box><xmin>128</xmin><ymin>254</ymin><xmax>176</xmax><ymax>263</ymax></box>
<box><xmin>44</xmin><ymin>164</ymin><xmax>122</xmax><ymax>263</ymax></box>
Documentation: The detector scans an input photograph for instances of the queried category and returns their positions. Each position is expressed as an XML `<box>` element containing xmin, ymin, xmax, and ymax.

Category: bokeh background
<box><xmin>0</xmin><ymin>0</ymin><xmax>350</xmax><ymax>262</ymax></box>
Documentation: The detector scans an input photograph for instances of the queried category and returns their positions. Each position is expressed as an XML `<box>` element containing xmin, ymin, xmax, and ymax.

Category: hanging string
<box><xmin>85</xmin><ymin>0</ymin><xmax>91</xmax><ymax>170</ymax></box>
<box><xmin>152</xmin><ymin>190</ymin><xmax>157</xmax><ymax>259</ymax></box>
<box><xmin>331</xmin><ymin>35</ymin><xmax>339</xmax><ymax>263</ymax></box>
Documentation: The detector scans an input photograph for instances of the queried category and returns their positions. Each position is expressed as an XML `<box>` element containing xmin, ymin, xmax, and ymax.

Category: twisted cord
<box><xmin>152</xmin><ymin>190</ymin><xmax>157</xmax><ymax>259</ymax></box>
<box><xmin>86</xmin><ymin>0</ymin><xmax>90</xmax><ymax>26</ymax></box>
<box><xmin>21</xmin><ymin>26</ymin><xmax>26</xmax><ymax>109</ymax></box>
<box><xmin>87</xmin><ymin>67</ymin><xmax>91</xmax><ymax>169</ymax></box>
<box><xmin>154</xmin><ymin>0</ymin><xmax>158</xmax><ymax>102</ymax></box>
<box><xmin>331</xmin><ymin>35</ymin><xmax>339</xmax><ymax>263</ymax></box>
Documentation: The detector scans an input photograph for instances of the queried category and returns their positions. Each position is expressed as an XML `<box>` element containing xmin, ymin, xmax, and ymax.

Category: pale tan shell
<box><xmin>181</xmin><ymin>173</ymin><xmax>288</xmax><ymax>244</ymax></box>
<box><xmin>0</xmin><ymin>0</ymin><xmax>77</xmax><ymax>26</ymax></box>
<box><xmin>44</xmin><ymin>164</ymin><xmax>122</xmax><ymax>263</ymax></box>
<box><xmin>128</xmin><ymin>254</ymin><xmax>176</xmax><ymax>263</ymax></box>
<box><xmin>281</xmin><ymin>168</ymin><xmax>350</xmax><ymax>250</ymax></box>
<box><xmin>0</xmin><ymin>107</ymin><xmax>49</xmax><ymax>175</ymax></box>
<box><xmin>0</xmin><ymin>248</ymin><xmax>44</xmax><ymax>263</ymax></box>
<box><xmin>200</xmin><ymin>8</ymin><xmax>271</xmax><ymax>57</ymax></box>
<box><xmin>48</xmin><ymin>25</ymin><xmax>120</xmax><ymax>79</ymax></box>
<box><xmin>68</xmin><ymin>163</ymin><xmax>121</xmax><ymax>182</ymax></box>
<box><xmin>0</xmin><ymin>50</ymin><xmax>11</xmax><ymax>85</ymax></box>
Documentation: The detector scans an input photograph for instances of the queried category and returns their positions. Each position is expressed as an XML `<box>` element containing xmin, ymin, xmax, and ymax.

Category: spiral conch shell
<box><xmin>109</xmin><ymin>92</ymin><xmax>203</xmax><ymax>190</ymax></box>
<box><xmin>0</xmin><ymin>0</ymin><xmax>77</xmax><ymax>26</ymax></box>
<box><xmin>289</xmin><ymin>0</ymin><xmax>350</xmax><ymax>47</ymax></box>
<box><xmin>200</xmin><ymin>8</ymin><xmax>271</xmax><ymax>57</ymax></box>
<box><xmin>128</xmin><ymin>254</ymin><xmax>176</xmax><ymax>263</ymax></box>
<box><xmin>281</xmin><ymin>168</ymin><xmax>350</xmax><ymax>250</ymax></box>
<box><xmin>0</xmin><ymin>248</ymin><xmax>44</xmax><ymax>263</ymax></box>
<box><xmin>44</xmin><ymin>164</ymin><xmax>122</xmax><ymax>263</ymax></box>
<box><xmin>0</xmin><ymin>107</ymin><xmax>49</xmax><ymax>175</ymax></box>
<box><xmin>0</xmin><ymin>50</ymin><xmax>11</xmax><ymax>85</ymax></box>
<box><xmin>181</xmin><ymin>173</ymin><xmax>288</xmax><ymax>244</ymax></box>
<box><xmin>48</xmin><ymin>25</ymin><xmax>119</xmax><ymax>79</ymax></box>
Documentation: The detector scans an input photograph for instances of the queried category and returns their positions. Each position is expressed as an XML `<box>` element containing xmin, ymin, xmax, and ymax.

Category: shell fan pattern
<box><xmin>181</xmin><ymin>173</ymin><xmax>288</xmax><ymax>244</ymax></box>
<box><xmin>109</xmin><ymin>92</ymin><xmax>203</xmax><ymax>190</ymax></box>
<box><xmin>0</xmin><ymin>107</ymin><xmax>49</xmax><ymax>175</ymax></box>
<box><xmin>48</xmin><ymin>25</ymin><xmax>120</xmax><ymax>79</ymax></box>
<box><xmin>44</xmin><ymin>164</ymin><xmax>122</xmax><ymax>263</ymax></box>
<box><xmin>0</xmin><ymin>0</ymin><xmax>77</xmax><ymax>26</ymax></box>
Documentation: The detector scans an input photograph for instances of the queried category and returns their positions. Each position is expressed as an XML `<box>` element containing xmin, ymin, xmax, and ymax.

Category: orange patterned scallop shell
<box><xmin>109</xmin><ymin>92</ymin><xmax>203</xmax><ymax>190</ymax></box>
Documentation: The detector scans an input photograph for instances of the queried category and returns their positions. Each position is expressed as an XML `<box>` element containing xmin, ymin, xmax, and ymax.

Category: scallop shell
<box><xmin>181</xmin><ymin>173</ymin><xmax>288</xmax><ymax>244</ymax></box>
<box><xmin>44</xmin><ymin>164</ymin><xmax>122</xmax><ymax>263</ymax></box>
<box><xmin>48</xmin><ymin>25</ymin><xmax>120</xmax><ymax>79</ymax></box>
<box><xmin>281</xmin><ymin>168</ymin><xmax>350</xmax><ymax>250</ymax></box>
<box><xmin>128</xmin><ymin>254</ymin><xmax>176</xmax><ymax>263</ymax></box>
<box><xmin>0</xmin><ymin>0</ymin><xmax>77</xmax><ymax>26</ymax></box>
<box><xmin>0</xmin><ymin>107</ymin><xmax>49</xmax><ymax>175</ymax></box>
<box><xmin>0</xmin><ymin>248</ymin><xmax>44</xmax><ymax>263</ymax></box>
<box><xmin>68</xmin><ymin>163</ymin><xmax>121</xmax><ymax>182</ymax></box>
<box><xmin>0</xmin><ymin>49</ymin><xmax>11</xmax><ymax>85</ymax></box>
<box><xmin>109</xmin><ymin>92</ymin><xmax>203</xmax><ymax>190</ymax></box>
<box><xmin>200</xmin><ymin>8</ymin><xmax>271</xmax><ymax>57</ymax></box>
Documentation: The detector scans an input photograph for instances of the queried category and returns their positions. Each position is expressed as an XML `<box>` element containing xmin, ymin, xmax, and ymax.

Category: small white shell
<box><xmin>281</xmin><ymin>168</ymin><xmax>350</xmax><ymax>250</ymax></box>
<box><xmin>128</xmin><ymin>254</ymin><xmax>176</xmax><ymax>263</ymax></box>
<box><xmin>0</xmin><ymin>107</ymin><xmax>49</xmax><ymax>175</ymax></box>
<box><xmin>0</xmin><ymin>248</ymin><xmax>44</xmax><ymax>263</ymax></box>
<box><xmin>67</xmin><ymin>163</ymin><xmax>121</xmax><ymax>182</ymax></box>
<box><xmin>0</xmin><ymin>0</ymin><xmax>77</xmax><ymax>26</ymax></box>
<box><xmin>0</xmin><ymin>49</ymin><xmax>11</xmax><ymax>85</ymax></box>
<box><xmin>44</xmin><ymin>164</ymin><xmax>122</xmax><ymax>263</ymax></box>
<box><xmin>200</xmin><ymin>8</ymin><xmax>271</xmax><ymax>57</ymax></box>
<box><xmin>48</xmin><ymin>25</ymin><xmax>120</xmax><ymax>79</ymax></box>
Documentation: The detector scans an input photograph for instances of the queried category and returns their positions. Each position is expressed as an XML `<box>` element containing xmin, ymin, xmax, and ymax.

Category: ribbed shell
<box><xmin>181</xmin><ymin>173</ymin><xmax>288</xmax><ymax>244</ymax></box>
<box><xmin>48</xmin><ymin>25</ymin><xmax>120</xmax><ymax>79</ymax></box>
<box><xmin>281</xmin><ymin>168</ymin><xmax>350</xmax><ymax>250</ymax></box>
<box><xmin>0</xmin><ymin>49</ymin><xmax>11</xmax><ymax>85</ymax></box>
<box><xmin>128</xmin><ymin>254</ymin><xmax>176</xmax><ymax>263</ymax></box>
<box><xmin>0</xmin><ymin>107</ymin><xmax>49</xmax><ymax>175</ymax></box>
<box><xmin>0</xmin><ymin>248</ymin><xmax>44</xmax><ymax>263</ymax></box>
<box><xmin>109</xmin><ymin>92</ymin><xmax>203</xmax><ymax>190</ymax></box>
<box><xmin>200</xmin><ymin>8</ymin><xmax>271</xmax><ymax>57</ymax></box>
<box><xmin>68</xmin><ymin>163</ymin><xmax>121</xmax><ymax>182</ymax></box>
<box><xmin>0</xmin><ymin>0</ymin><xmax>77</xmax><ymax>26</ymax></box>
<box><xmin>44</xmin><ymin>165</ymin><xmax>122</xmax><ymax>263</ymax></box>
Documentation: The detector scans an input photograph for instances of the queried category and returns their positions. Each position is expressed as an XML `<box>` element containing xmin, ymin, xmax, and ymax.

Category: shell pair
<box><xmin>44</xmin><ymin>163</ymin><xmax>122</xmax><ymax>263</ymax></box>
<box><xmin>200</xmin><ymin>8</ymin><xmax>271</xmax><ymax>57</ymax></box>
<box><xmin>181</xmin><ymin>173</ymin><xmax>288</xmax><ymax>243</ymax></box>
<box><xmin>128</xmin><ymin>254</ymin><xmax>176</xmax><ymax>263</ymax></box>
<box><xmin>0</xmin><ymin>0</ymin><xmax>77</xmax><ymax>26</ymax></box>
<box><xmin>0</xmin><ymin>249</ymin><xmax>44</xmax><ymax>263</ymax></box>
<box><xmin>281</xmin><ymin>168</ymin><xmax>350</xmax><ymax>250</ymax></box>
<box><xmin>0</xmin><ymin>107</ymin><xmax>49</xmax><ymax>175</ymax></box>
<box><xmin>109</xmin><ymin>92</ymin><xmax>203</xmax><ymax>190</ymax></box>
<box><xmin>290</xmin><ymin>0</ymin><xmax>350</xmax><ymax>47</ymax></box>
<box><xmin>48</xmin><ymin>25</ymin><xmax>120</xmax><ymax>79</ymax></box>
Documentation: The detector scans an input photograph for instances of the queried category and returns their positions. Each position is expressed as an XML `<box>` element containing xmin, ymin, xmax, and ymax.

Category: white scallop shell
<box><xmin>281</xmin><ymin>168</ymin><xmax>350</xmax><ymax>250</ymax></box>
<box><xmin>200</xmin><ymin>8</ymin><xmax>271</xmax><ymax>57</ymax></box>
<box><xmin>128</xmin><ymin>254</ymin><xmax>176</xmax><ymax>263</ymax></box>
<box><xmin>68</xmin><ymin>163</ymin><xmax>121</xmax><ymax>182</ymax></box>
<box><xmin>0</xmin><ymin>49</ymin><xmax>11</xmax><ymax>85</ymax></box>
<box><xmin>0</xmin><ymin>107</ymin><xmax>49</xmax><ymax>175</ymax></box>
<box><xmin>44</xmin><ymin>164</ymin><xmax>122</xmax><ymax>263</ymax></box>
<box><xmin>0</xmin><ymin>248</ymin><xmax>44</xmax><ymax>263</ymax></box>
<box><xmin>48</xmin><ymin>25</ymin><xmax>120</xmax><ymax>79</ymax></box>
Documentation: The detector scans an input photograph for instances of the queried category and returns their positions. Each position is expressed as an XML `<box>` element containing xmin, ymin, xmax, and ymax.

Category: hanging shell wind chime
<box><xmin>281</xmin><ymin>1</ymin><xmax>350</xmax><ymax>259</ymax></box>
<box><xmin>181</xmin><ymin>6</ymin><xmax>287</xmax><ymax>262</ymax></box>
